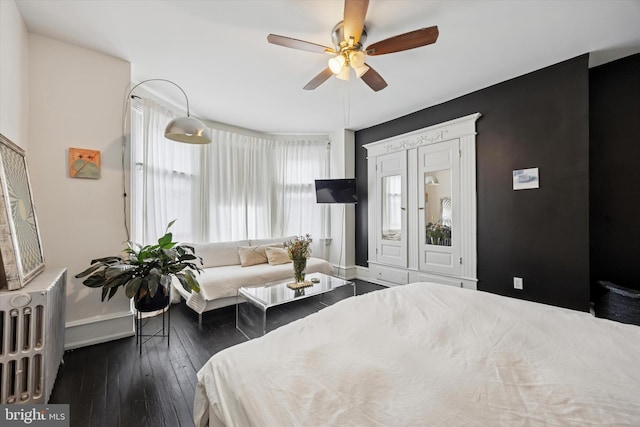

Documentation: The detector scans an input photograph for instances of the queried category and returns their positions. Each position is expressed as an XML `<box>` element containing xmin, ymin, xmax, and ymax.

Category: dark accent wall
<box><xmin>355</xmin><ymin>55</ymin><xmax>590</xmax><ymax>311</ymax></box>
<box><xmin>589</xmin><ymin>53</ymin><xmax>640</xmax><ymax>293</ymax></box>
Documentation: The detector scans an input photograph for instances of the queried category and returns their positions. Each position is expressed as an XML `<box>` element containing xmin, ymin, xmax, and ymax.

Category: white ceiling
<box><xmin>15</xmin><ymin>0</ymin><xmax>640</xmax><ymax>134</ymax></box>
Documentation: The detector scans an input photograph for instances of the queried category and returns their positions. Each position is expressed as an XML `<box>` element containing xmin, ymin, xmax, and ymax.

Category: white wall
<box><xmin>0</xmin><ymin>0</ymin><xmax>30</xmax><ymax>148</ymax></box>
<box><xmin>28</xmin><ymin>34</ymin><xmax>133</xmax><ymax>348</ymax></box>
<box><xmin>329</xmin><ymin>129</ymin><xmax>357</xmax><ymax>279</ymax></box>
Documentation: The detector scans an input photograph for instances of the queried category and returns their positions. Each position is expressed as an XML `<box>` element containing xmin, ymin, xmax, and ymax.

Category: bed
<box><xmin>194</xmin><ymin>282</ymin><xmax>640</xmax><ymax>426</ymax></box>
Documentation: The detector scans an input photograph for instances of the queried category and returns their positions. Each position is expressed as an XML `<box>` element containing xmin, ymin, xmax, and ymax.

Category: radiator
<box><xmin>0</xmin><ymin>268</ymin><xmax>66</xmax><ymax>404</ymax></box>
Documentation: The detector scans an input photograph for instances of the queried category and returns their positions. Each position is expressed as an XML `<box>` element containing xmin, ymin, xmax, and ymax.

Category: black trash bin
<box><xmin>594</xmin><ymin>281</ymin><xmax>640</xmax><ymax>326</ymax></box>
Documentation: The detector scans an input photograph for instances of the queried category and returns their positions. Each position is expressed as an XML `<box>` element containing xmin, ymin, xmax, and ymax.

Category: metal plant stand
<box><xmin>135</xmin><ymin>302</ymin><xmax>170</xmax><ymax>355</ymax></box>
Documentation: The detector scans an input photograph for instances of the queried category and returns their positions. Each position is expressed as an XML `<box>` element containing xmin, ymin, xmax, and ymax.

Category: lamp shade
<box><xmin>328</xmin><ymin>55</ymin><xmax>346</xmax><ymax>74</ymax></box>
<box><xmin>164</xmin><ymin>116</ymin><xmax>212</xmax><ymax>144</ymax></box>
<box><xmin>349</xmin><ymin>51</ymin><xmax>366</xmax><ymax>68</ymax></box>
<box><xmin>336</xmin><ymin>66</ymin><xmax>350</xmax><ymax>81</ymax></box>
<box><xmin>424</xmin><ymin>175</ymin><xmax>439</xmax><ymax>185</ymax></box>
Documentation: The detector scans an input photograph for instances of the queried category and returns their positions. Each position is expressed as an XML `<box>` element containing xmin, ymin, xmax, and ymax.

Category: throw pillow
<box><xmin>265</xmin><ymin>247</ymin><xmax>292</xmax><ymax>265</ymax></box>
<box><xmin>238</xmin><ymin>246</ymin><xmax>268</xmax><ymax>267</ymax></box>
<box><xmin>237</xmin><ymin>244</ymin><xmax>282</xmax><ymax>267</ymax></box>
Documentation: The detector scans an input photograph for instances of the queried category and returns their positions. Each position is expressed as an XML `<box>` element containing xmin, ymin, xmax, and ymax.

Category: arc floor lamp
<box><xmin>125</xmin><ymin>78</ymin><xmax>212</xmax><ymax>145</ymax></box>
<box><xmin>121</xmin><ymin>78</ymin><xmax>212</xmax><ymax>241</ymax></box>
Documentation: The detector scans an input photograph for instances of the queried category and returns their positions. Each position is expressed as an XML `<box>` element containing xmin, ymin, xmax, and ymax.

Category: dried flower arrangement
<box><xmin>284</xmin><ymin>234</ymin><xmax>312</xmax><ymax>261</ymax></box>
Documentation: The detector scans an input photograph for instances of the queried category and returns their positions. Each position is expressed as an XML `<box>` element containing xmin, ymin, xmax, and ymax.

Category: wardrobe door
<box><xmin>375</xmin><ymin>151</ymin><xmax>407</xmax><ymax>267</ymax></box>
<box><xmin>417</xmin><ymin>139</ymin><xmax>460</xmax><ymax>276</ymax></box>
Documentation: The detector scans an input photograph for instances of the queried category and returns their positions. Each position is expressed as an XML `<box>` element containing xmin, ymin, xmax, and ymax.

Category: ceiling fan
<box><xmin>267</xmin><ymin>0</ymin><xmax>439</xmax><ymax>92</ymax></box>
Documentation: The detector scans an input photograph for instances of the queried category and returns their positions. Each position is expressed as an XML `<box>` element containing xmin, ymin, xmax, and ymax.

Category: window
<box><xmin>131</xmin><ymin>98</ymin><xmax>328</xmax><ymax>245</ymax></box>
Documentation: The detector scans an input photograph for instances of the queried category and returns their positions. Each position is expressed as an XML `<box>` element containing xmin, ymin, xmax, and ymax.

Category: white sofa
<box><xmin>172</xmin><ymin>236</ymin><xmax>334</xmax><ymax>324</ymax></box>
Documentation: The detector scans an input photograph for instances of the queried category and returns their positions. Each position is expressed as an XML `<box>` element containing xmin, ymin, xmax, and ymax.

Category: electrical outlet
<box><xmin>513</xmin><ymin>277</ymin><xmax>523</xmax><ymax>290</ymax></box>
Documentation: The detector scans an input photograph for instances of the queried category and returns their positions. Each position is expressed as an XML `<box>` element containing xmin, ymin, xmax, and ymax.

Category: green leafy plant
<box><xmin>75</xmin><ymin>220</ymin><xmax>202</xmax><ymax>303</ymax></box>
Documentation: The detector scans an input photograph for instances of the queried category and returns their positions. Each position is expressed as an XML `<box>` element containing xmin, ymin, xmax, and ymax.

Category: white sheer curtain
<box><xmin>205</xmin><ymin>131</ymin><xmax>281</xmax><ymax>241</ymax></box>
<box><xmin>204</xmin><ymin>130</ymin><xmax>249</xmax><ymax>241</ymax></box>
<box><xmin>131</xmin><ymin>98</ymin><xmax>204</xmax><ymax>244</ymax></box>
<box><xmin>205</xmin><ymin>130</ymin><xmax>329</xmax><ymax>242</ymax></box>
<box><xmin>132</xmin><ymin>99</ymin><xmax>329</xmax><ymax>246</ymax></box>
<box><xmin>382</xmin><ymin>175</ymin><xmax>402</xmax><ymax>239</ymax></box>
<box><xmin>274</xmin><ymin>139</ymin><xmax>328</xmax><ymax>247</ymax></box>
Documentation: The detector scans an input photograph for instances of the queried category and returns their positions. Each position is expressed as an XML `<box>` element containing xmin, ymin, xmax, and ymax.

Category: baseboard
<box><xmin>353</xmin><ymin>265</ymin><xmax>370</xmax><ymax>281</ymax></box>
<box><xmin>65</xmin><ymin>311</ymin><xmax>134</xmax><ymax>350</ymax></box>
<box><xmin>333</xmin><ymin>264</ymin><xmax>360</xmax><ymax>280</ymax></box>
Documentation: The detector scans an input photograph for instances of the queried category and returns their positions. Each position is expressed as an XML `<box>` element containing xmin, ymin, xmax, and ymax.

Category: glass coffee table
<box><xmin>236</xmin><ymin>272</ymin><xmax>355</xmax><ymax>339</ymax></box>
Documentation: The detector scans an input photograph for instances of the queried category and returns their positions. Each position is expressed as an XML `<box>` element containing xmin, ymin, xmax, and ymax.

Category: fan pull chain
<box><xmin>342</xmin><ymin>78</ymin><xmax>351</xmax><ymax>128</ymax></box>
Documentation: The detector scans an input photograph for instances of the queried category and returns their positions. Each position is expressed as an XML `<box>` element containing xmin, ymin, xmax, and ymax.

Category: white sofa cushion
<box><xmin>189</xmin><ymin>240</ymin><xmax>250</xmax><ymax>268</ymax></box>
<box><xmin>249</xmin><ymin>236</ymin><xmax>296</xmax><ymax>246</ymax></box>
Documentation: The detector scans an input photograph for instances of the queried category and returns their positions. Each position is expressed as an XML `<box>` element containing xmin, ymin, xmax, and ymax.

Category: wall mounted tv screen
<box><xmin>315</xmin><ymin>179</ymin><xmax>358</xmax><ymax>204</ymax></box>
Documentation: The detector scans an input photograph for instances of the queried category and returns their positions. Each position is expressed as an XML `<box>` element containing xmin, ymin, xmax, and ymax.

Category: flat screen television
<box><xmin>315</xmin><ymin>179</ymin><xmax>358</xmax><ymax>204</ymax></box>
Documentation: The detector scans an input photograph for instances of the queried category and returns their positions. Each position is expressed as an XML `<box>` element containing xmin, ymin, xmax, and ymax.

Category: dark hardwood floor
<box><xmin>49</xmin><ymin>279</ymin><xmax>385</xmax><ymax>427</ymax></box>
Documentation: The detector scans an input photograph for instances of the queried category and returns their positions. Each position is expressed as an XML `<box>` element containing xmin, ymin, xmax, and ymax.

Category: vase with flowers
<box><xmin>284</xmin><ymin>234</ymin><xmax>312</xmax><ymax>284</ymax></box>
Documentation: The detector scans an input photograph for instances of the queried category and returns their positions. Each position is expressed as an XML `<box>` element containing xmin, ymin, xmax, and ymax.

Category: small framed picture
<box><xmin>513</xmin><ymin>168</ymin><xmax>539</xmax><ymax>190</ymax></box>
<box><xmin>69</xmin><ymin>148</ymin><xmax>101</xmax><ymax>179</ymax></box>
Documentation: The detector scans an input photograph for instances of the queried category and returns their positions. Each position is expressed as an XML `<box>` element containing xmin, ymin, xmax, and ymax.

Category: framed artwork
<box><xmin>513</xmin><ymin>167</ymin><xmax>540</xmax><ymax>190</ymax></box>
<box><xmin>0</xmin><ymin>134</ymin><xmax>45</xmax><ymax>290</ymax></box>
<box><xmin>69</xmin><ymin>147</ymin><xmax>101</xmax><ymax>179</ymax></box>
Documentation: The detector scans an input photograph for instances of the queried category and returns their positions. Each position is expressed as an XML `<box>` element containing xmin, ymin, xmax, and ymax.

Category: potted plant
<box><xmin>75</xmin><ymin>220</ymin><xmax>202</xmax><ymax>311</ymax></box>
<box><xmin>425</xmin><ymin>222</ymin><xmax>452</xmax><ymax>246</ymax></box>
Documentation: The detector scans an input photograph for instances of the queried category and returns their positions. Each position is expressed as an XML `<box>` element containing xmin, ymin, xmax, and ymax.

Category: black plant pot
<box><xmin>135</xmin><ymin>286</ymin><xmax>170</xmax><ymax>312</ymax></box>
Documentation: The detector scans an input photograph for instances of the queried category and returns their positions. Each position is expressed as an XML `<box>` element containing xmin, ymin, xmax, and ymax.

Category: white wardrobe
<box><xmin>364</xmin><ymin>113</ymin><xmax>480</xmax><ymax>289</ymax></box>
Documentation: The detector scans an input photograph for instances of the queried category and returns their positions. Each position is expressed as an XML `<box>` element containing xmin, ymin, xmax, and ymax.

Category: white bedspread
<box><xmin>194</xmin><ymin>282</ymin><xmax>640</xmax><ymax>426</ymax></box>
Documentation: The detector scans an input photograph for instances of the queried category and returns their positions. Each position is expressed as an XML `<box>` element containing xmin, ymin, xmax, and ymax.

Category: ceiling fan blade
<box><xmin>360</xmin><ymin>64</ymin><xmax>387</xmax><ymax>92</ymax></box>
<box><xmin>343</xmin><ymin>0</ymin><xmax>369</xmax><ymax>45</ymax></box>
<box><xmin>366</xmin><ymin>26</ymin><xmax>439</xmax><ymax>56</ymax></box>
<box><xmin>267</xmin><ymin>34</ymin><xmax>335</xmax><ymax>54</ymax></box>
<box><xmin>303</xmin><ymin>67</ymin><xmax>334</xmax><ymax>90</ymax></box>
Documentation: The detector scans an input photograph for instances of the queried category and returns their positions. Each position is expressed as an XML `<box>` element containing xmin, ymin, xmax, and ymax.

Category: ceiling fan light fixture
<box><xmin>328</xmin><ymin>55</ymin><xmax>346</xmax><ymax>74</ymax></box>
<box><xmin>267</xmin><ymin>1</ymin><xmax>438</xmax><ymax>92</ymax></box>
<box><xmin>336</xmin><ymin>66</ymin><xmax>351</xmax><ymax>81</ymax></box>
<box><xmin>349</xmin><ymin>50</ymin><xmax>366</xmax><ymax>68</ymax></box>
